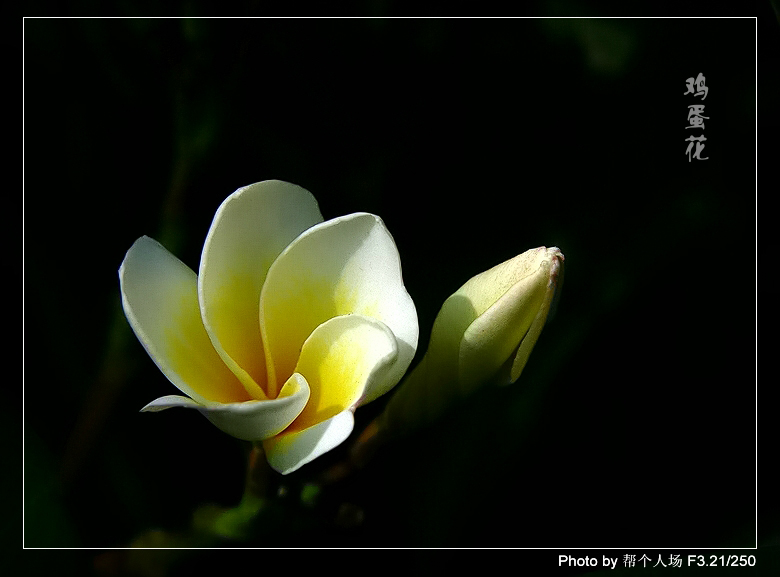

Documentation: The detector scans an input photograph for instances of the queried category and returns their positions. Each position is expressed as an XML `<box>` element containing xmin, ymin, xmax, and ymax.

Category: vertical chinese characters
<box><xmin>684</xmin><ymin>73</ymin><xmax>708</xmax><ymax>161</ymax></box>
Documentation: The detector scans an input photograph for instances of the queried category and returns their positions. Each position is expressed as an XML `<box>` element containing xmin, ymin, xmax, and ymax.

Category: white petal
<box><xmin>140</xmin><ymin>373</ymin><xmax>310</xmax><ymax>441</ymax></box>
<box><xmin>263</xmin><ymin>410</ymin><xmax>355</xmax><ymax>475</ymax></box>
<box><xmin>260</xmin><ymin>213</ymin><xmax>418</xmax><ymax>400</ymax></box>
<box><xmin>140</xmin><ymin>394</ymin><xmax>203</xmax><ymax>411</ymax></box>
<box><xmin>198</xmin><ymin>181</ymin><xmax>324</xmax><ymax>399</ymax></box>
<box><xmin>119</xmin><ymin>236</ymin><xmax>250</xmax><ymax>404</ymax></box>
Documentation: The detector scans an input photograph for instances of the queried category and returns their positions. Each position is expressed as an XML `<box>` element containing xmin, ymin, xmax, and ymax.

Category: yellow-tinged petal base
<box><xmin>285</xmin><ymin>314</ymin><xmax>398</xmax><ymax>433</ymax></box>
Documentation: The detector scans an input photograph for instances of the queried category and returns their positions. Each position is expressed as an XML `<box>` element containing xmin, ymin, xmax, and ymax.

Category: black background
<box><xmin>22</xmin><ymin>7</ymin><xmax>770</xmax><ymax>569</ymax></box>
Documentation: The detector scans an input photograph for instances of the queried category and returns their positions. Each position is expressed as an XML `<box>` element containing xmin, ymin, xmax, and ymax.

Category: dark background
<box><xmin>22</xmin><ymin>9</ymin><xmax>769</xmax><ymax>565</ymax></box>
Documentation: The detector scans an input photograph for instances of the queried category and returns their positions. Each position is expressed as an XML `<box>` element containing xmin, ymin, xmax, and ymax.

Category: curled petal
<box><xmin>198</xmin><ymin>181</ymin><xmax>324</xmax><ymax>399</ymax></box>
<box><xmin>263</xmin><ymin>410</ymin><xmax>355</xmax><ymax>475</ymax></box>
<box><xmin>141</xmin><ymin>373</ymin><xmax>311</xmax><ymax>441</ymax></box>
<box><xmin>141</xmin><ymin>395</ymin><xmax>204</xmax><ymax>411</ymax></box>
<box><xmin>120</xmin><ymin>236</ymin><xmax>250</xmax><ymax>405</ymax></box>
<box><xmin>260</xmin><ymin>213</ymin><xmax>418</xmax><ymax>399</ymax></box>
<box><xmin>288</xmin><ymin>314</ymin><xmax>398</xmax><ymax>432</ymax></box>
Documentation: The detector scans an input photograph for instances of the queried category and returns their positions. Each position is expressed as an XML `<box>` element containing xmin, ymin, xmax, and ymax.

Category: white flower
<box><xmin>120</xmin><ymin>181</ymin><xmax>418</xmax><ymax>474</ymax></box>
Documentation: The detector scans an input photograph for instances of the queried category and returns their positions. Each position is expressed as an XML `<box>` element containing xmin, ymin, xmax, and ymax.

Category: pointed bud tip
<box><xmin>546</xmin><ymin>246</ymin><xmax>564</xmax><ymax>282</ymax></box>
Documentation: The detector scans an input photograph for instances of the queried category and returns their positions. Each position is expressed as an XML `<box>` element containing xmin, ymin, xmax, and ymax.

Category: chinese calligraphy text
<box><xmin>684</xmin><ymin>73</ymin><xmax>708</xmax><ymax>161</ymax></box>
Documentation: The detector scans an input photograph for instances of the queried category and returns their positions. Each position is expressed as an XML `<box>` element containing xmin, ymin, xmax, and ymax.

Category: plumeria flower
<box><xmin>379</xmin><ymin>246</ymin><xmax>564</xmax><ymax>436</ymax></box>
<box><xmin>120</xmin><ymin>181</ymin><xmax>418</xmax><ymax>474</ymax></box>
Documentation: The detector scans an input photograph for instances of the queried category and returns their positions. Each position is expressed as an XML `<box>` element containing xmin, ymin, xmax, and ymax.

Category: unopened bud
<box><xmin>381</xmin><ymin>246</ymin><xmax>564</xmax><ymax>435</ymax></box>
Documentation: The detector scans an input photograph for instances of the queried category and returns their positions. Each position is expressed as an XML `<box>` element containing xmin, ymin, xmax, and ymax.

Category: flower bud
<box><xmin>380</xmin><ymin>246</ymin><xmax>564</xmax><ymax>435</ymax></box>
